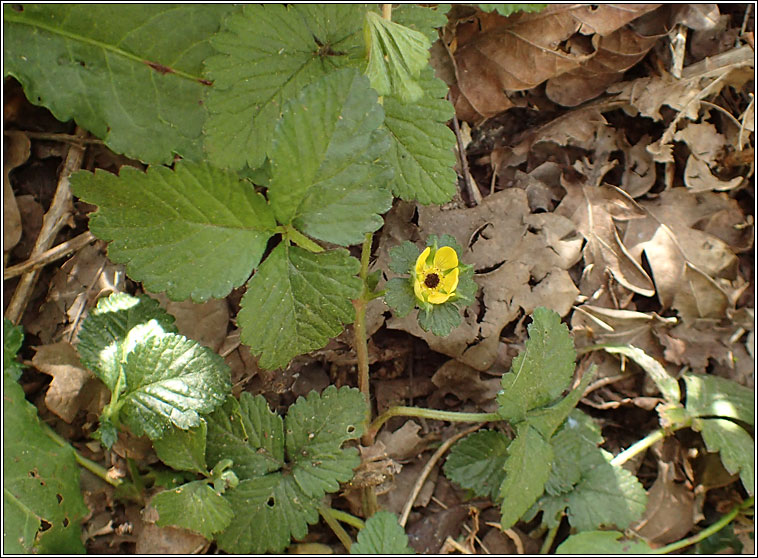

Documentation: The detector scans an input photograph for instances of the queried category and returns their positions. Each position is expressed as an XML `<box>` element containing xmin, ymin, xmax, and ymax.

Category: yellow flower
<box><xmin>413</xmin><ymin>246</ymin><xmax>460</xmax><ymax>304</ymax></box>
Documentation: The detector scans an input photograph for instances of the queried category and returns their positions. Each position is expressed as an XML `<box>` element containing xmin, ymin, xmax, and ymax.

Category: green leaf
<box><xmin>4</xmin><ymin>4</ymin><xmax>234</xmax><ymax>164</ymax></box>
<box><xmin>684</xmin><ymin>373</ymin><xmax>754</xmax><ymax>425</ymax></box>
<box><xmin>364</xmin><ymin>11</ymin><xmax>430</xmax><ymax>102</ymax></box>
<box><xmin>392</xmin><ymin>4</ymin><xmax>449</xmax><ymax>42</ymax></box>
<box><xmin>418</xmin><ymin>302</ymin><xmax>461</xmax><ymax>336</ymax></box>
<box><xmin>204</xmin><ymin>4</ymin><xmax>366</xmax><ymax>170</ymax></box>
<box><xmin>118</xmin><ymin>333</ymin><xmax>231</xmax><ymax>439</ymax></box>
<box><xmin>206</xmin><ymin>395</ymin><xmax>284</xmax><ymax>479</ymax></box>
<box><xmin>351</xmin><ymin>511</ymin><xmax>414</xmax><ymax>554</ymax></box>
<box><xmin>443</xmin><ymin>430</ymin><xmax>510</xmax><ymax>501</ymax></box>
<box><xmin>239</xmin><ymin>244</ymin><xmax>361</xmax><ymax>370</ymax></box>
<box><xmin>497</xmin><ymin>307</ymin><xmax>576</xmax><ymax>424</ymax></box>
<box><xmin>286</xmin><ymin>386</ymin><xmax>365</xmax><ymax>498</ymax></box>
<box><xmin>384</xmin><ymin>277</ymin><xmax>418</xmax><ymax>318</ymax></box>
<box><xmin>4</xmin><ymin>318</ymin><xmax>24</xmax><ymax>381</ymax></box>
<box><xmin>601</xmin><ymin>345</ymin><xmax>680</xmax><ymax>404</ymax></box>
<box><xmin>268</xmin><ymin>68</ymin><xmax>392</xmax><ymax>246</ymax></box>
<box><xmin>499</xmin><ymin>423</ymin><xmax>553</xmax><ymax>530</ymax></box>
<box><xmin>210</xmin><ymin>387</ymin><xmax>366</xmax><ymax>553</ymax></box>
<box><xmin>537</xmin><ymin>449</ymin><xmax>647</xmax><ymax>530</ymax></box>
<box><xmin>696</xmin><ymin>418</ymin><xmax>754</xmax><ymax>495</ymax></box>
<box><xmin>153</xmin><ymin>421</ymin><xmax>208</xmax><ymax>474</ymax></box>
<box><xmin>3</xmin><ymin>373</ymin><xmax>88</xmax><ymax>554</ymax></box>
<box><xmin>477</xmin><ymin>4</ymin><xmax>548</xmax><ymax>17</ymax></box>
<box><xmin>383</xmin><ymin>67</ymin><xmax>457</xmax><ymax>204</ymax></box>
<box><xmin>556</xmin><ymin>531</ymin><xmax>652</xmax><ymax>554</ymax></box>
<box><xmin>527</xmin><ymin>366</ymin><xmax>596</xmax><ymax>440</ymax></box>
<box><xmin>76</xmin><ymin>293</ymin><xmax>176</xmax><ymax>391</ymax></box>
<box><xmin>544</xmin><ymin>410</ymin><xmax>603</xmax><ymax>496</ymax></box>
<box><xmin>71</xmin><ymin>162</ymin><xmax>276</xmax><ymax>302</ymax></box>
<box><xmin>389</xmin><ymin>241</ymin><xmax>422</xmax><ymax>274</ymax></box>
<box><xmin>152</xmin><ymin>481</ymin><xmax>234</xmax><ymax>540</ymax></box>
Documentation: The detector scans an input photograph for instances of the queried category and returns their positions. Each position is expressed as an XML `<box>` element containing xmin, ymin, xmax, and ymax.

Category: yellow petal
<box><xmin>441</xmin><ymin>267</ymin><xmax>459</xmax><ymax>294</ymax></box>
<box><xmin>434</xmin><ymin>246</ymin><xmax>458</xmax><ymax>271</ymax></box>
<box><xmin>413</xmin><ymin>277</ymin><xmax>426</xmax><ymax>302</ymax></box>
<box><xmin>416</xmin><ymin>247</ymin><xmax>431</xmax><ymax>274</ymax></box>
<box><xmin>428</xmin><ymin>290</ymin><xmax>453</xmax><ymax>304</ymax></box>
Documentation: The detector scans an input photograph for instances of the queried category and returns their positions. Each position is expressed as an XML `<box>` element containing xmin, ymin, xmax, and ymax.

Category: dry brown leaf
<box><xmin>447</xmin><ymin>4</ymin><xmax>661</xmax><ymax>119</ymax></box>
<box><xmin>377</xmin><ymin>420</ymin><xmax>426</xmax><ymax>462</ymax></box>
<box><xmin>32</xmin><ymin>341</ymin><xmax>108</xmax><ymax>423</ymax></box>
<box><xmin>147</xmin><ymin>292</ymin><xmax>229</xmax><ymax>352</ymax></box>
<box><xmin>554</xmin><ymin>169</ymin><xmax>655</xmax><ymax>298</ymax></box>
<box><xmin>430</xmin><ymin>359</ymin><xmax>501</xmax><ymax>408</ymax></box>
<box><xmin>633</xmin><ymin>461</ymin><xmax>695</xmax><ymax>544</ymax></box>
<box><xmin>135</xmin><ymin>523</ymin><xmax>208</xmax><ymax>555</ymax></box>
<box><xmin>382</xmin><ymin>189</ymin><xmax>581</xmax><ymax>371</ymax></box>
<box><xmin>623</xmin><ymin>189</ymin><xmax>749</xmax><ymax>321</ymax></box>
<box><xmin>3</xmin><ymin>131</ymin><xmax>30</xmax><ymax>251</ymax></box>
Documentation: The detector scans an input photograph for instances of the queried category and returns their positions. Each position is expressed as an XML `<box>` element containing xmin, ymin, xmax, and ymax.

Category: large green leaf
<box><xmin>497</xmin><ymin>307</ymin><xmax>576</xmax><ymax>424</ymax></box>
<box><xmin>544</xmin><ymin>410</ymin><xmax>603</xmax><ymax>496</ymax></box>
<box><xmin>499</xmin><ymin>423</ymin><xmax>554</xmax><ymax>530</ymax></box>
<box><xmin>351</xmin><ymin>511</ymin><xmax>414</xmax><ymax>554</ymax></box>
<box><xmin>556</xmin><ymin>531</ymin><xmax>652</xmax><ymax>554</ymax></box>
<box><xmin>383</xmin><ymin>66</ymin><xmax>457</xmax><ymax>204</ymax></box>
<box><xmin>203</xmin><ymin>4</ymin><xmax>367</xmax><ymax>170</ymax></box>
<box><xmin>153</xmin><ymin>421</ymin><xmax>208</xmax><ymax>474</ymax></box>
<box><xmin>71</xmin><ymin>162</ymin><xmax>276</xmax><ymax>302</ymax></box>
<box><xmin>4</xmin><ymin>4</ymin><xmax>234</xmax><ymax>163</ymax></box>
<box><xmin>268</xmin><ymin>68</ymin><xmax>393</xmax><ymax>246</ymax></box>
<box><xmin>3</xmin><ymin>373</ymin><xmax>88</xmax><ymax>554</ymax></box>
<box><xmin>152</xmin><ymin>480</ymin><xmax>234</xmax><ymax>540</ymax></box>
<box><xmin>443</xmin><ymin>430</ymin><xmax>510</xmax><ymax>501</ymax></box>
<box><xmin>684</xmin><ymin>373</ymin><xmax>754</xmax><ymax>425</ymax></box>
<box><xmin>118</xmin><ymin>332</ymin><xmax>231</xmax><ymax>439</ymax></box>
<box><xmin>238</xmin><ymin>244</ymin><xmax>361</xmax><ymax>370</ymax></box>
<box><xmin>697</xmin><ymin>418</ymin><xmax>754</xmax><ymax>495</ymax></box>
<box><xmin>76</xmin><ymin>293</ymin><xmax>176</xmax><ymax>391</ymax></box>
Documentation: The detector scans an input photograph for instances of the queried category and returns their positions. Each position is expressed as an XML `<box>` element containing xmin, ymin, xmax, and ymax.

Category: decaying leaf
<box><xmin>633</xmin><ymin>461</ymin><xmax>695</xmax><ymax>544</ymax></box>
<box><xmin>3</xmin><ymin>130</ymin><xmax>30</xmax><ymax>252</ymax></box>
<box><xmin>148</xmin><ymin>292</ymin><xmax>230</xmax><ymax>353</ymax></box>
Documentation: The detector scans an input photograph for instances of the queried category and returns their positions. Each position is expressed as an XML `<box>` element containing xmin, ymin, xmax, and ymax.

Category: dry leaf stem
<box><xmin>6</xmin><ymin>126</ymin><xmax>87</xmax><ymax>323</ymax></box>
<box><xmin>3</xmin><ymin>230</ymin><xmax>95</xmax><ymax>279</ymax></box>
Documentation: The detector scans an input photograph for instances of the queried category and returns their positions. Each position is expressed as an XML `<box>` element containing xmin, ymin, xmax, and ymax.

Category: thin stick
<box><xmin>382</xmin><ymin>3</ymin><xmax>392</xmax><ymax>20</ymax></box>
<box><xmin>3</xmin><ymin>130</ymin><xmax>104</xmax><ymax>146</ymax></box>
<box><xmin>399</xmin><ymin>423</ymin><xmax>484</xmax><ymax>527</ymax></box>
<box><xmin>4</xmin><ymin>231</ymin><xmax>95</xmax><ymax>279</ymax></box>
<box><xmin>452</xmin><ymin>115</ymin><xmax>480</xmax><ymax>206</ymax></box>
<box><xmin>6</xmin><ymin>126</ymin><xmax>87</xmax><ymax>323</ymax></box>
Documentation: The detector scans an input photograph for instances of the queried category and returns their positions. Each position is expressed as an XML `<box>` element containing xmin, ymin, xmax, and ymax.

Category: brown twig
<box><xmin>4</xmin><ymin>231</ymin><xmax>95</xmax><ymax>279</ymax></box>
<box><xmin>451</xmin><ymin>113</ymin><xmax>481</xmax><ymax>206</ymax></box>
<box><xmin>5</xmin><ymin>126</ymin><xmax>88</xmax><ymax>323</ymax></box>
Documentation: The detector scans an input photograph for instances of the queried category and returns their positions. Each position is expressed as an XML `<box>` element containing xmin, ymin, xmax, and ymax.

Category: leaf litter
<box><xmin>3</xmin><ymin>3</ymin><xmax>754</xmax><ymax>554</ymax></box>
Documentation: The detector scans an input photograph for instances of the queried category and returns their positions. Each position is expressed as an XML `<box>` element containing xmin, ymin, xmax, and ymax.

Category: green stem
<box><xmin>355</xmin><ymin>232</ymin><xmax>373</xmax><ymax>443</ymax></box>
<box><xmin>329</xmin><ymin>508</ymin><xmax>366</xmax><ymax>530</ymax></box>
<box><xmin>319</xmin><ymin>504</ymin><xmax>354</xmax><ymax>552</ymax></box>
<box><xmin>366</xmin><ymin>405</ymin><xmax>500</xmax><ymax>443</ymax></box>
<box><xmin>610</xmin><ymin>418</ymin><xmax>692</xmax><ymax>467</ymax></box>
<box><xmin>42</xmin><ymin>423</ymin><xmax>124</xmax><ymax>488</ymax></box>
<box><xmin>653</xmin><ymin>497</ymin><xmax>753</xmax><ymax>554</ymax></box>
<box><xmin>540</xmin><ymin>519</ymin><xmax>562</xmax><ymax>554</ymax></box>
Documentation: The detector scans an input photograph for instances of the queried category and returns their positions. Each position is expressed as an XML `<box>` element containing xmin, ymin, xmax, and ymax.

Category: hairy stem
<box><xmin>329</xmin><ymin>508</ymin><xmax>366</xmax><ymax>530</ymax></box>
<box><xmin>354</xmin><ymin>232</ymin><xmax>373</xmax><ymax>441</ymax></box>
<box><xmin>319</xmin><ymin>504</ymin><xmax>354</xmax><ymax>552</ymax></box>
<box><xmin>366</xmin><ymin>406</ymin><xmax>500</xmax><ymax>444</ymax></box>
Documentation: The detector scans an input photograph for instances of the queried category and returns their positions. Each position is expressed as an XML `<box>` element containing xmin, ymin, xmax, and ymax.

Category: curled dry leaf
<box><xmin>3</xmin><ymin>131</ymin><xmax>30</xmax><ymax>251</ymax></box>
<box><xmin>430</xmin><ymin>359</ymin><xmax>501</xmax><ymax>409</ymax></box>
<box><xmin>383</xmin><ymin>189</ymin><xmax>581</xmax><ymax>371</ymax></box>
<box><xmin>632</xmin><ymin>461</ymin><xmax>695</xmax><ymax>544</ymax></box>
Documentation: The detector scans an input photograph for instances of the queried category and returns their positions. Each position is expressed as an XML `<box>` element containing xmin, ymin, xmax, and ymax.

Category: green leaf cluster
<box><xmin>444</xmin><ymin>308</ymin><xmax>647</xmax><ymax>532</ymax></box>
<box><xmin>151</xmin><ymin>386</ymin><xmax>367</xmax><ymax>553</ymax></box>
<box><xmin>76</xmin><ymin>292</ymin><xmax>231</xmax><ymax>448</ymax></box>
<box><xmin>3</xmin><ymin>325</ymin><xmax>88</xmax><ymax>554</ymax></box>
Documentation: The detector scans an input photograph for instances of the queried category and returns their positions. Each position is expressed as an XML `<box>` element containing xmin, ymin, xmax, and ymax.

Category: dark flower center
<box><xmin>424</xmin><ymin>273</ymin><xmax>440</xmax><ymax>288</ymax></box>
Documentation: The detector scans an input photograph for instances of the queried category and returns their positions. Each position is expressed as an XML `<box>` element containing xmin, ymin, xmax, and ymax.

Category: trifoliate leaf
<box><xmin>556</xmin><ymin>531</ymin><xmax>653</xmax><ymax>554</ymax></box>
<box><xmin>477</xmin><ymin>4</ymin><xmax>548</xmax><ymax>17</ymax></box>
<box><xmin>118</xmin><ymin>333</ymin><xmax>231</xmax><ymax>439</ymax></box>
<box><xmin>384</xmin><ymin>277</ymin><xmax>418</xmax><ymax>318</ymax></box>
<box><xmin>152</xmin><ymin>481</ymin><xmax>233</xmax><ymax>540</ymax></box>
<box><xmin>76</xmin><ymin>293</ymin><xmax>176</xmax><ymax>391</ymax></box>
<box><xmin>153</xmin><ymin>421</ymin><xmax>208</xmax><ymax>474</ymax></box>
<box><xmin>544</xmin><ymin>410</ymin><xmax>603</xmax><ymax>496</ymax></box>
<box><xmin>684</xmin><ymin>373</ymin><xmax>754</xmax><ymax>425</ymax></box>
<box><xmin>268</xmin><ymin>68</ymin><xmax>392</xmax><ymax>246</ymax></box>
<box><xmin>206</xmin><ymin>395</ymin><xmax>284</xmax><ymax>480</ymax></box>
<box><xmin>444</xmin><ymin>430</ymin><xmax>510</xmax><ymax>501</ymax></box>
<box><xmin>239</xmin><ymin>244</ymin><xmax>361</xmax><ymax>370</ymax></box>
<box><xmin>383</xmin><ymin>67</ymin><xmax>457</xmax><ymax>204</ymax></box>
<box><xmin>418</xmin><ymin>302</ymin><xmax>461</xmax><ymax>336</ymax></box>
<box><xmin>389</xmin><ymin>242</ymin><xmax>422</xmax><ymax>274</ymax></box>
<box><xmin>3</xmin><ymin>373</ymin><xmax>88</xmax><ymax>554</ymax></box>
<box><xmin>499</xmin><ymin>423</ymin><xmax>553</xmax><ymax>530</ymax></box>
<box><xmin>71</xmin><ymin>162</ymin><xmax>276</xmax><ymax>302</ymax></box>
<box><xmin>210</xmin><ymin>388</ymin><xmax>366</xmax><ymax>554</ymax></box>
<box><xmin>537</xmin><ymin>449</ymin><xmax>647</xmax><ymax>530</ymax></box>
<box><xmin>601</xmin><ymin>345</ymin><xmax>680</xmax><ymax>404</ymax></box>
<box><xmin>286</xmin><ymin>386</ymin><xmax>365</xmax><ymax>498</ymax></box>
<box><xmin>351</xmin><ymin>511</ymin><xmax>414</xmax><ymax>554</ymax></box>
<box><xmin>497</xmin><ymin>307</ymin><xmax>576</xmax><ymax>424</ymax></box>
<box><xmin>204</xmin><ymin>4</ymin><xmax>366</xmax><ymax>170</ymax></box>
<box><xmin>364</xmin><ymin>11</ymin><xmax>430</xmax><ymax>102</ymax></box>
<box><xmin>4</xmin><ymin>318</ymin><xmax>24</xmax><ymax>381</ymax></box>
<box><xmin>527</xmin><ymin>366</ymin><xmax>596</xmax><ymax>440</ymax></box>
<box><xmin>696</xmin><ymin>418</ymin><xmax>754</xmax><ymax>495</ymax></box>
<box><xmin>4</xmin><ymin>4</ymin><xmax>234</xmax><ymax>164</ymax></box>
